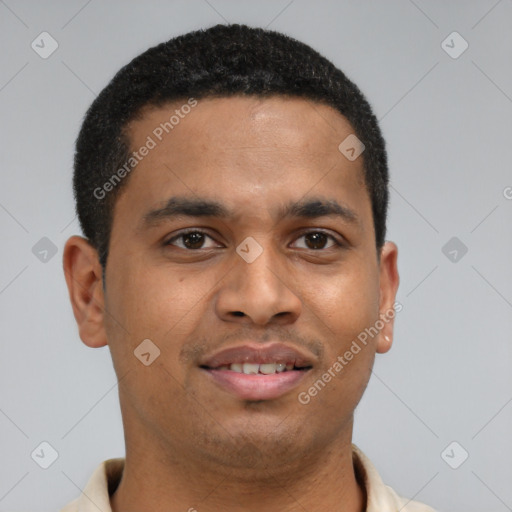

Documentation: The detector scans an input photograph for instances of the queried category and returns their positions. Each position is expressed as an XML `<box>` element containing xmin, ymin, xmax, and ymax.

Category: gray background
<box><xmin>1</xmin><ymin>1</ymin><xmax>511</xmax><ymax>511</ymax></box>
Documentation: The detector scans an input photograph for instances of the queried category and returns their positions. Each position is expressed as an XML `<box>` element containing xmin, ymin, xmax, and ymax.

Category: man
<box><xmin>62</xmin><ymin>23</ymin><xmax>436</xmax><ymax>512</ymax></box>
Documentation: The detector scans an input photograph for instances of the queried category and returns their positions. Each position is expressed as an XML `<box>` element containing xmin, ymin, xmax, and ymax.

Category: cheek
<box><xmin>104</xmin><ymin>262</ymin><xmax>204</xmax><ymax>406</ymax></box>
<box><xmin>105</xmin><ymin>259</ymin><xmax>223</xmax><ymax>388</ymax></box>
<box><xmin>309</xmin><ymin>260</ymin><xmax>380</xmax><ymax>343</ymax></box>
<box><xmin>309</xmin><ymin>262</ymin><xmax>380</xmax><ymax>402</ymax></box>
<box><xmin>109</xmin><ymin>260</ymin><xmax>205</xmax><ymax>332</ymax></box>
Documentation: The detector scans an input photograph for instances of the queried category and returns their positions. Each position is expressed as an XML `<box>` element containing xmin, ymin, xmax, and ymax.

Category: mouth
<box><xmin>199</xmin><ymin>343</ymin><xmax>314</xmax><ymax>401</ymax></box>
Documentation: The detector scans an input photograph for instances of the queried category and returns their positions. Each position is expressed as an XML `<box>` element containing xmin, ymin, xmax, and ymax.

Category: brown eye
<box><xmin>305</xmin><ymin>233</ymin><xmax>328</xmax><ymax>249</ymax></box>
<box><xmin>292</xmin><ymin>232</ymin><xmax>338</xmax><ymax>250</ymax></box>
<box><xmin>166</xmin><ymin>231</ymin><xmax>220</xmax><ymax>250</ymax></box>
<box><xmin>182</xmin><ymin>232</ymin><xmax>206</xmax><ymax>249</ymax></box>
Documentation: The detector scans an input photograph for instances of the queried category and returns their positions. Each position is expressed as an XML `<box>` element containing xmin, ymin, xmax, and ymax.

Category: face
<box><xmin>65</xmin><ymin>95</ymin><xmax>398</xmax><ymax>475</ymax></box>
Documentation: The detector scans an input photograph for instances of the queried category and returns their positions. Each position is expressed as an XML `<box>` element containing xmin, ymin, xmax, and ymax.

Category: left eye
<box><xmin>166</xmin><ymin>231</ymin><xmax>221</xmax><ymax>250</ymax></box>
<box><xmin>291</xmin><ymin>232</ymin><xmax>339</xmax><ymax>250</ymax></box>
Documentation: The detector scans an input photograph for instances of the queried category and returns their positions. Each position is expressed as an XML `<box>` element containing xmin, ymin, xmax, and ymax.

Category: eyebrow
<box><xmin>141</xmin><ymin>196</ymin><xmax>360</xmax><ymax>228</ymax></box>
<box><xmin>277</xmin><ymin>198</ymin><xmax>359</xmax><ymax>224</ymax></box>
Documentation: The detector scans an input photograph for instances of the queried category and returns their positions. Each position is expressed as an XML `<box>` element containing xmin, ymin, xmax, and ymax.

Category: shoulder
<box><xmin>352</xmin><ymin>444</ymin><xmax>438</xmax><ymax>512</ymax></box>
<box><xmin>387</xmin><ymin>485</ymin><xmax>438</xmax><ymax>512</ymax></box>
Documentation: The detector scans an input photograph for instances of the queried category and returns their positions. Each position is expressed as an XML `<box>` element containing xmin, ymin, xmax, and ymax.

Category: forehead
<box><xmin>115</xmin><ymin>95</ymin><xmax>369</xmax><ymax>227</ymax></box>
<box><xmin>129</xmin><ymin>95</ymin><xmax>360</xmax><ymax>160</ymax></box>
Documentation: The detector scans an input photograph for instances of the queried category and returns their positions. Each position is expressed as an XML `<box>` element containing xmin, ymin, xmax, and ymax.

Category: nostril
<box><xmin>232</xmin><ymin>311</ymin><xmax>245</xmax><ymax>317</ymax></box>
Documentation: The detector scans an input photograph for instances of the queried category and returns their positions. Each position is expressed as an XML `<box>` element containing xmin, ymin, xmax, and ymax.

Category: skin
<box><xmin>63</xmin><ymin>95</ymin><xmax>399</xmax><ymax>512</ymax></box>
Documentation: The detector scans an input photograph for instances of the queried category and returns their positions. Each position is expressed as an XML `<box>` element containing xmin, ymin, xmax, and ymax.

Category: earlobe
<box><xmin>376</xmin><ymin>241</ymin><xmax>399</xmax><ymax>354</ymax></box>
<box><xmin>377</xmin><ymin>334</ymin><xmax>393</xmax><ymax>354</ymax></box>
<box><xmin>63</xmin><ymin>235</ymin><xmax>108</xmax><ymax>348</ymax></box>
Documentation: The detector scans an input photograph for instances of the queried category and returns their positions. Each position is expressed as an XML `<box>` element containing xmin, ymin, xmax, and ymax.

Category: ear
<box><xmin>376</xmin><ymin>241</ymin><xmax>399</xmax><ymax>354</ymax></box>
<box><xmin>63</xmin><ymin>235</ymin><xmax>108</xmax><ymax>348</ymax></box>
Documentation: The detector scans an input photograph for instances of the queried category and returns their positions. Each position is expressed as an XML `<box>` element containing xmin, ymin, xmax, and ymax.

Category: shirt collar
<box><xmin>61</xmin><ymin>444</ymin><xmax>429</xmax><ymax>512</ymax></box>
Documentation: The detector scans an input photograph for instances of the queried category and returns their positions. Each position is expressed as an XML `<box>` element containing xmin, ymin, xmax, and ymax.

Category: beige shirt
<box><xmin>60</xmin><ymin>444</ymin><xmax>436</xmax><ymax>512</ymax></box>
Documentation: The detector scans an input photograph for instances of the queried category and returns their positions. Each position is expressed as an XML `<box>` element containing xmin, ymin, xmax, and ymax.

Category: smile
<box><xmin>199</xmin><ymin>342</ymin><xmax>314</xmax><ymax>400</ymax></box>
<box><xmin>214</xmin><ymin>362</ymin><xmax>297</xmax><ymax>374</ymax></box>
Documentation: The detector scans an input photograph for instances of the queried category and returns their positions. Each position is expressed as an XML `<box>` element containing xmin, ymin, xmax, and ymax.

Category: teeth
<box><xmin>259</xmin><ymin>363</ymin><xmax>277</xmax><ymax>374</ymax></box>
<box><xmin>225</xmin><ymin>362</ymin><xmax>295</xmax><ymax>374</ymax></box>
<box><xmin>242</xmin><ymin>363</ymin><xmax>259</xmax><ymax>375</ymax></box>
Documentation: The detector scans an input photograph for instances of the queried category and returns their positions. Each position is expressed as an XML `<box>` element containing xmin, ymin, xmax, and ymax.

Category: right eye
<box><xmin>164</xmin><ymin>230</ymin><xmax>223</xmax><ymax>250</ymax></box>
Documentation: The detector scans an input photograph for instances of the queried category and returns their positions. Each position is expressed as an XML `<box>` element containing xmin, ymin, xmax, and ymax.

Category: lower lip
<box><xmin>202</xmin><ymin>369</ymin><xmax>309</xmax><ymax>401</ymax></box>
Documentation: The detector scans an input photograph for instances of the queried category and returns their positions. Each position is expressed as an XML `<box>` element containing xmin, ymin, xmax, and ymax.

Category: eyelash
<box><xmin>164</xmin><ymin>229</ymin><xmax>344</xmax><ymax>250</ymax></box>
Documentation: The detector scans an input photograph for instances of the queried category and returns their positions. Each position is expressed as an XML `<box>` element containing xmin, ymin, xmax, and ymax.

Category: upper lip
<box><xmin>200</xmin><ymin>342</ymin><xmax>315</xmax><ymax>369</ymax></box>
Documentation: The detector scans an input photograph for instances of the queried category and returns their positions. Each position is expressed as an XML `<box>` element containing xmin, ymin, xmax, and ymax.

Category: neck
<box><xmin>110</xmin><ymin>424</ymin><xmax>366</xmax><ymax>512</ymax></box>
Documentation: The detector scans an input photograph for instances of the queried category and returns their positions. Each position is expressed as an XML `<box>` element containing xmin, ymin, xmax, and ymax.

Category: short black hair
<box><xmin>73</xmin><ymin>23</ymin><xmax>388</xmax><ymax>269</ymax></box>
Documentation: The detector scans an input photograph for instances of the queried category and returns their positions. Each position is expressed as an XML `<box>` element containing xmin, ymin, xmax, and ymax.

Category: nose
<box><xmin>214</xmin><ymin>244</ymin><xmax>302</xmax><ymax>326</ymax></box>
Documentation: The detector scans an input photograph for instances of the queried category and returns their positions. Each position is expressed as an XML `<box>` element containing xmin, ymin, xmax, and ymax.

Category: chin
<box><xmin>191</xmin><ymin>414</ymin><xmax>316</xmax><ymax>470</ymax></box>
